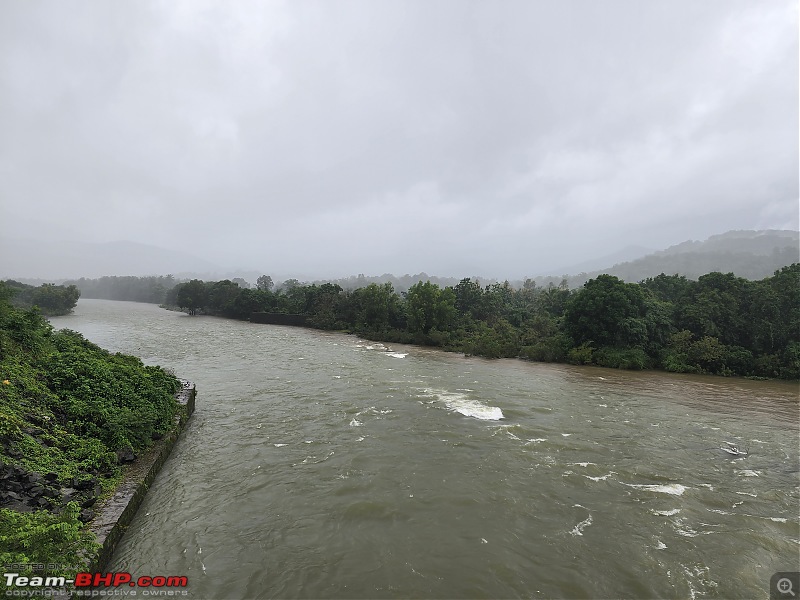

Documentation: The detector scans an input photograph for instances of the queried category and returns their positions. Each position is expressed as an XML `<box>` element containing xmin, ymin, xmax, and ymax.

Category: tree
<box><xmin>207</xmin><ymin>280</ymin><xmax>241</xmax><ymax>316</ymax></box>
<box><xmin>564</xmin><ymin>275</ymin><xmax>647</xmax><ymax>348</ymax></box>
<box><xmin>405</xmin><ymin>281</ymin><xmax>456</xmax><ymax>335</ymax></box>
<box><xmin>176</xmin><ymin>280</ymin><xmax>207</xmax><ymax>315</ymax></box>
<box><xmin>454</xmin><ymin>278</ymin><xmax>483</xmax><ymax>319</ymax></box>
<box><xmin>256</xmin><ymin>275</ymin><xmax>274</xmax><ymax>291</ymax></box>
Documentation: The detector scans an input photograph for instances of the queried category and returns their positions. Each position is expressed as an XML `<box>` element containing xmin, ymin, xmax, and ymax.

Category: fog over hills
<box><xmin>0</xmin><ymin>238</ymin><xmax>220</xmax><ymax>280</ymax></box>
<box><xmin>528</xmin><ymin>229</ymin><xmax>799</xmax><ymax>289</ymax></box>
<box><xmin>1</xmin><ymin>2</ymin><xmax>796</xmax><ymax>283</ymax></box>
<box><xmin>3</xmin><ymin>229</ymin><xmax>797</xmax><ymax>291</ymax></box>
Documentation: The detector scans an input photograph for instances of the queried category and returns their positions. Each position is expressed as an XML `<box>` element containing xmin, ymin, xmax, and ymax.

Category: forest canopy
<box><xmin>170</xmin><ymin>265</ymin><xmax>800</xmax><ymax>379</ymax></box>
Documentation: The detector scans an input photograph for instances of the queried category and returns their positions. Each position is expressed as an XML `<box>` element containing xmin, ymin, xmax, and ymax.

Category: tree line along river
<box><xmin>49</xmin><ymin>299</ymin><xmax>799</xmax><ymax>599</ymax></box>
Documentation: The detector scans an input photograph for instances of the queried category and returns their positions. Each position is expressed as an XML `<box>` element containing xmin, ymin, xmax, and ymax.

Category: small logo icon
<box><xmin>772</xmin><ymin>572</ymin><xmax>800</xmax><ymax>599</ymax></box>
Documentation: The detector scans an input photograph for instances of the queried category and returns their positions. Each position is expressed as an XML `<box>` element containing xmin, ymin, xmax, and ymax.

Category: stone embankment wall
<box><xmin>87</xmin><ymin>380</ymin><xmax>196</xmax><ymax>571</ymax></box>
<box><xmin>250</xmin><ymin>312</ymin><xmax>309</xmax><ymax>326</ymax></box>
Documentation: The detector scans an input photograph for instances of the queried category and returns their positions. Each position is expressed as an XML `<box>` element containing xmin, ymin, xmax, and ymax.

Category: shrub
<box><xmin>594</xmin><ymin>347</ymin><xmax>649</xmax><ymax>370</ymax></box>
<box><xmin>567</xmin><ymin>342</ymin><xmax>594</xmax><ymax>365</ymax></box>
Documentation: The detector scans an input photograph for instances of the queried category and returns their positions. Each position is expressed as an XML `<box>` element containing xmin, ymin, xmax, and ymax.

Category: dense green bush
<box><xmin>0</xmin><ymin>502</ymin><xmax>99</xmax><ymax>584</ymax></box>
<box><xmin>593</xmin><ymin>347</ymin><xmax>649</xmax><ymax>370</ymax></box>
<box><xmin>0</xmin><ymin>282</ymin><xmax>181</xmax><ymax>572</ymax></box>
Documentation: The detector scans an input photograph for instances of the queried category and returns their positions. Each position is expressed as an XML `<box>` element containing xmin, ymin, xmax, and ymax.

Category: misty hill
<box><xmin>0</xmin><ymin>238</ymin><xmax>220</xmax><ymax>280</ymax></box>
<box><xmin>530</xmin><ymin>229</ymin><xmax>799</xmax><ymax>288</ymax></box>
<box><xmin>308</xmin><ymin>230</ymin><xmax>797</xmax><ymax>292</ymax></box>
<box><xmin>546</xmin><ymin>245</ymin><xmax>655</xmax><ymax>277</ymax></box>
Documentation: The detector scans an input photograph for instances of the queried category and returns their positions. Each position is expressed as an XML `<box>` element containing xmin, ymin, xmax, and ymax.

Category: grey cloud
<box><xmin>1</xmin><ymin>0</ymin><xmax>796</xmax><ymax>279</ymax></box>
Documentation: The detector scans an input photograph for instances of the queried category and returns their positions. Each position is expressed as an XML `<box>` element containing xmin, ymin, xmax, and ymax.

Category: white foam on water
<box><xmin>625</xmin><ymin>483</ymin><xmax>687</xmax><ymax>496</ymax></box>
<box><xmin>737</xmin><ymin>470</ymin><xmax>761</xmax><ymax>477</ymax></box>
<box><xmin>697</xmin><ymin>483</ymin><xmax>715</xmax><ymax>491</ymax></box>
<box><xmin>421</xmin><ymin>388</ymin><xmax>504</xmax><ymax>421</ymax></box>
<box><xmin>675</xmin><ymin>521</ymin><xmax>699</xmax><ymax>537</ymax></box>
<box><xmin>598</xmin><ymin>404</ymin><xmax>608</xmax><ymax>408</ymax></box>
<box><xmin>769</xmin><ymin>517</ymin><xmax>787</xmax><ymax>522</ymax></box>
<box><xmin>655</xmin><ymin>541</ymin><xmax>667</xmax><ymax>549</ymax></box>
<box><xmin>349</xmin><ymin>418</ymin><xmax>363</xmax><ymax>427</ymax></box>
<box><xmin>332</xmin><ymin>375</ymin><xmax>342</xmax><ymax>379</ymax></box>
<box><xmin>387</xmin><ymin>352</ymin><xmax>408</xmax><ymax>358</ymax></box>
<box><xmin>651</xmin><ymin>508</ymin><xmax>681</xmax><ymax>516</ymax></box>
<box><xmin>569</xmin><ymin>462</ymin><xmax>597</xmax><ymax>467</ymax></box>
<box><xmin>584</xmin><ymin>474</ymin><xmax>615</xmax><ymax>482</ymax></box>
<box><xmin>525</xmin><ymin>438</ymin><xmax>548</xmax><ymax>444</ymax></box>
<box><xmin>304</xmin><ymin>440</ymin><xmax>313</xmax><ymax>444</ymax></box>
<box><xmin>751</xmin><ymin>439</ymin><xmax>767</xmax><ymax>444</ymax></box>
<box><xmin>273</xmin><ymin>443</ymin><xmax>288</xmax><ymax>447</ymax></box>
<box><xmin>453</xmin><ymin>402</ymin><xmax>504</xmax><ymax>421</ymax></box>
<box><xmin>561</xmin><ymin>433</ymin><xmax>572</xmax><ymax>437</ymax></box>
<box><xmin>356</xmin><ymin>436</ymin><xmax>365</xmax><ymax>442</ymax></box>
<box><xmin>570</xmin><ymin>514</ymin><xmax>593</xmax><ymax>536</ymax></box>
<box><xmin>735</xmin><ymin>491</ymin><xmax>757</xmax><ymax>497</ymax></box>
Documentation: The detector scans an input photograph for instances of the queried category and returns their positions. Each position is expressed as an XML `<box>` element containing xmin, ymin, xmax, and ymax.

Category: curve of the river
<box><xmin>50</xmin><ymin>300</ymin><xmax>799</xmax><ymax>599</ymax></box>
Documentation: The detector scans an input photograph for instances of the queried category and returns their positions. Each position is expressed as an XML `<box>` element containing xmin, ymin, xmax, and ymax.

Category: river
<box><xmin>49</xmin><ymin>299</ymin><xmax>799</xmax><ymax>599</ymax></box>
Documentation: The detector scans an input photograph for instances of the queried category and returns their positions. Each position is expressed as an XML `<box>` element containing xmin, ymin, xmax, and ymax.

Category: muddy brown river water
<box><xmin>50</xmin><ymin>299</ymin><xmax>799</xmax><ymax>599</ymax></box>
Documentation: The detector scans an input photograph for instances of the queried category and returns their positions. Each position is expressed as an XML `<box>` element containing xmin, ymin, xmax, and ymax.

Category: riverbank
<box><xmin>162</xmin><ymin>267</ymin><xmax>800</xmax><ymax>380</ymax></box>
<box><xmin>0</xmin><ymin>288</ymin><xmax>193</xmax><ymax>595</ymax></box>
<box><xmin>87</xmin><ymin>380</ymin><xmax>196</xmax><ymax>571</ymax></box>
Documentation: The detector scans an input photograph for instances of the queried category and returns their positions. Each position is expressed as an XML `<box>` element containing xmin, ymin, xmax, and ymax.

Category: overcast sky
<box><xmin>1</xmin><ymin>0</ymin><xmax>797</xmax><ymax>279</ymax></box>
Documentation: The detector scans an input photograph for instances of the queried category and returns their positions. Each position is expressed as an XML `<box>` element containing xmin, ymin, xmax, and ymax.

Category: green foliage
<box><xmin>0</xmin><ymin>503</ymin><xmax>99</xmax><ymax>586</ymax></box>
<box><xmin>780</xmin><ymin>341</ymin><xmax>800</xmax><ymax>379</ymax></box>
<box><xmin>564</xmin><ymin>275</ymin><xmax>647</xmax><ymax>348</ymax></box>
<box><xmin>0</xmin><ymin>289</ymin><xmax>181</xmax><ymax>580</ymax></box>
<box><xmin>176</xmin><ymin>279</ymin><xmax>208</xmax><ymax>315</ymax></box>
<box><xmin>520</xmin><ymin>333</ymin><xmax>571</xmax><ymax>363</ymax></box>
<box><xmin>256</xmin><ymin>275</ymin><xmax>274</xmax><ymax>291</ymax></box>
<box><xmin>593</xmin><ymin>347</ymin><xmax>649</xmax><ymax>370</ymax></box>
<box><xmin>162</xmin><ymin>264</ymin><xmax>799</xmax><ymax>378</ymax></box>
<box><xmin>568</xmin><ymin>342</ymin><xmax>595</xmax><ymax>365</ymax></box>
<box><xmin>464</xmin><ymin>319</ymin><xmax>519</xmax><ymax>358</ymax></box>
<box><xmin>3</xmin><ymin>281</ymin><xmax>81</xmax><ymax>317</ymax></box>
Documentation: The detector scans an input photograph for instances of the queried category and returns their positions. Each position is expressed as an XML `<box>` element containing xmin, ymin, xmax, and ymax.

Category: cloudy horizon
<box><xmin>1</xmin><ymin>0</ymin><xmax>797</xmax><ymax>280</ymax></box>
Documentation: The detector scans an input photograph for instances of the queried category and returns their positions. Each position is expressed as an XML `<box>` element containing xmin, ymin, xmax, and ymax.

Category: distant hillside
<box><xmin>531</xmin><ymin>230</ymin><xmax>799</xmax><ymax>288</ymax></box>
<box><xmin>0</xmin><ymin>238</ymin><xmax>221</xmax><ymax>279</ymax></box>
<box><xmin>546</xmin><ymin>245</ymin><xmax>655</xmax><ymax>277</ymax></box>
